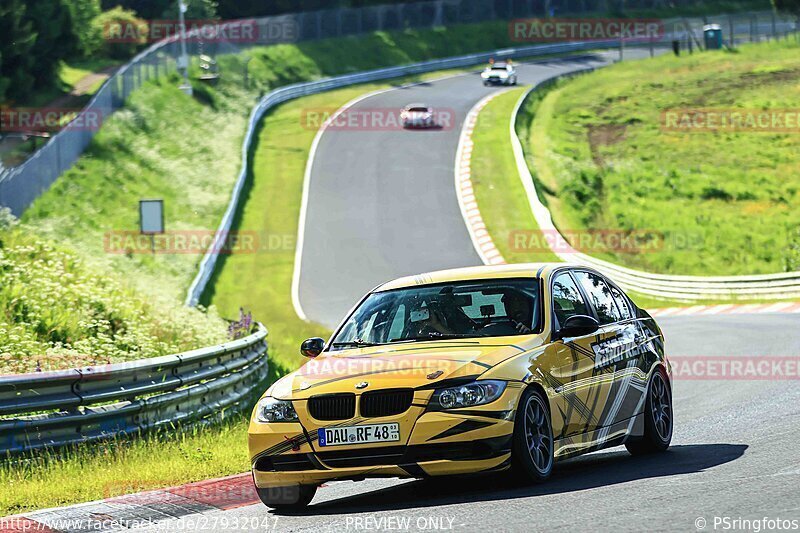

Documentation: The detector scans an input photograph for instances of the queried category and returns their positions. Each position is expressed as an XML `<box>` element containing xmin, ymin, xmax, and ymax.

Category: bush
<box><xmin>0</xmin><ymin>229</ymin><xmax>229</xmax><ymax>374</ymax></box>
<box><xmin>92</xmin><ymin>6</ymin><xmax>148</xmax><ymax>60</ymax></box>
<box><xmin>67</xmin><ymin>0</ymin><xmax>103</xmax><ymax>57</ymax></box>
<box><xmin>0</xmin><ymin>0</ymin><xmax>76</xmax><ymax>102</ymax></box>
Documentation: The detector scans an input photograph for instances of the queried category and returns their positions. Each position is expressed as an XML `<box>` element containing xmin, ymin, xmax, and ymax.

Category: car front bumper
<box><xmin>248</xmin><ymin>388</ymin><xmax>519</xmax><ymax>488</ymax></box>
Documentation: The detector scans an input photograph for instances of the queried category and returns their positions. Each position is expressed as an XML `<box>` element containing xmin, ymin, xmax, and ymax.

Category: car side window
<box><xmin>552</xmin><ymin>273</ymin><xmax>590</xmax><ymax>326</ymax></box>
<box><xmin>574</xmin><ymin>272</ymin><xmax>622</xmax><ymax>325</ymax></box>
<box><xmin>610</xmin><ymin>286</ymin><xmax>633</xmax><ymax>321</ymax></box>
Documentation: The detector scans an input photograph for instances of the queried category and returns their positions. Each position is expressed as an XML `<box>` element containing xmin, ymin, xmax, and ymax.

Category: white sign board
<box><xmin>139</xmin><ymin>200</ymin><xmax>164</xmax><ymax>234</ymax></box>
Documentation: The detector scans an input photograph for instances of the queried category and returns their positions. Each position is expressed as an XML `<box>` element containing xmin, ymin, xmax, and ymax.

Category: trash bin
<box><xmin>704</xmin><ymin>24</ymin><xmax>723</xmax><ymax>50</ymax></box>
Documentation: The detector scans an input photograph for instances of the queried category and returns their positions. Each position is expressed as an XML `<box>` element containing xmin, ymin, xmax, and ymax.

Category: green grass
<box><xmin>23</xmin><ymin>73</ymin><xmax>256</xmax><ymax>303</ymax></box>
<box><xmin>203</xmin><ymin>67</ymin><xmax>477</xmax><ymax>372</ymax></box>
<box><xmin>521</xmin><ymin>39</ymin><xmax>800</xmax><ymax>276</ymax></box>
<box><xmin>198</xmin><ymin>90</ymin><xmax>348</xmax><ymax>373</ymax></box>
<box><xmin>471</xmin><ymin>88</ymin><xmax>560</xmax><ymax>264</ymax></box>
<box><xmin>0</xmin><ymin>69</ymin><xmax>475</xmax><ymax>516</ymax></box>
<box><xmin>7</xmin><ymin>15</ymin><xmax>786</xmax><ymax>513</ymax></box>
<box><xmin>58</xmin><ymin>58</ymin><xmax>120</xmax><ymax>94</ymax></box>
<box><xmin>20</xmin><ymin>19</ymin><xmax>546</xmax><ymax>370</ymax></box>
<box><xmin>17</xmin><ymin>58</ymin><xmax>121</xmax><ymax>108</ymax></box>
<box><xmin>469</xmin><ymin>63</ymin><xmax>798</xmax><ymax>310</ymax></box>
<box><xmin>0</xmin><ymin>415</ymin><xmax>249</xmax><ymax>516</ymax></box>
<box><xmin>0</xmin><ymin>224</ymin><xmax>228</xmax><ymax>374</ymax></box>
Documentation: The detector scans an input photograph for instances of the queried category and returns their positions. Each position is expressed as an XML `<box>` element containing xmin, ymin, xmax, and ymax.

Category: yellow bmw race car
<box><xmin>248</xmin><ymin>263</ymin><xmax>671</xmax><ymax>509</ymax></box>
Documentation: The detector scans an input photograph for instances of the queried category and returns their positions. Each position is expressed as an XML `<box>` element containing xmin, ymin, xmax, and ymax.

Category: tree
<box><xmin>92</xmin><ymin>7</ymin><xmax>148</xmax><ymax>60</ymax></box>
<box><xmin>0</xmin><ymin>0</ymin><xmax>37</xmax><ymax>103</ymax></box>
<box><xmin>99</xmin><ymin>0</ymin><xmax>217</xmax><ymax>20</ymax></box>
<box><xmin>66</xmin><ymin>0</ymin><xmax>103</xmax><ymax>57</ymax></box>
<box><xmin>25</xmin><ymin>1</ymin><xmax>78</xmax><ymax>91</ymax></box>
<box><xmin>772</xmin><ymin>0</ymin><xmax>800</xmax><ymax>16</ymax></box>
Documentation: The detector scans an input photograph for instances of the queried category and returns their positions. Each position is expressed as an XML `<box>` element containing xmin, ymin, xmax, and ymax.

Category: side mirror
<box><xmin>558</xmin><ymin>315</ymin><xmax>600</xmax><ymax>339</ymax></box>
<box><xmin>300</xmin><ymin>337</ymin><xmax>325</xmax><ymax>358</ymax></box>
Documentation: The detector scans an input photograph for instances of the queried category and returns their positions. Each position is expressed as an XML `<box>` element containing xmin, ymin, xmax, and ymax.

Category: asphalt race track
<box><xmin>131</xmin><ymin>51</ymin><xmax>800</xmax><ymax>531</ymax></box>
<box><xmin>295</xmin><ymin>49</ymin><xmax>652</xmax><ymax>329</ymax></box>
<box><xmin>134</xmin><ymin>314</ymin><xmax>800</xmax><ymax>532</ymax></box>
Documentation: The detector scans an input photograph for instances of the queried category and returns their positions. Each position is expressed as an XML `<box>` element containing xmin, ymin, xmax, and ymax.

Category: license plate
<box><xmin>317</xmin><ymin>423</ymin><xmax>400</xmax><ymax>447</ymax></box>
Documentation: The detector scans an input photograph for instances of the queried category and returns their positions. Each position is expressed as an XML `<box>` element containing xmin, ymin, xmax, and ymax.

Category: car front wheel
<box><xmin>625</xmin><ymin>368</ymin><xmax>672</xmax><ymax>455</ymax></box>
<box><xmin>511</xmin><ymin>387</ymin><xmax>554</xmax><ymax>482</ymax></box>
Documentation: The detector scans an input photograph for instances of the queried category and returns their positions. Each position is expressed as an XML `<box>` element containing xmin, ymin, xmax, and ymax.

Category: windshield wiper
<box><xmin>390</xmin><ymin>332</ymin><xmax>476</xmax><ymax>342</ymax></box>
<box><xmin>331</xmin><ymin>339</ymin><xmax>378</xmax><ymax>348</ymax></box>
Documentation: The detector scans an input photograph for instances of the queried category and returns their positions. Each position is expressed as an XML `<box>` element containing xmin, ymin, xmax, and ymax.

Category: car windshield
<box><xmin>330</xmin><ymin>278</ymin><xmax>540</xmax><ymax>349</ymax></box>
<box><xmin>491</xmin><ymin>65</ymin><xmax>508</xmax><ymax>70</ymax></box>
<box><xmin>407</xmin><ymin>107</ymin><xmax>429</xmax><ymax>112</ymax></box>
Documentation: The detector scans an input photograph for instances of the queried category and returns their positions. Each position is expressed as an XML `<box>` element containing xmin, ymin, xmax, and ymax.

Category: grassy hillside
<box><xmin>0</xmin><ymin>215</ymin><xmax>227</xmax><ymax>374</ymax></box>
<box><xmin>20</xmin><ymin>20</ymin><xmax>545</xmax><ymax>372</ymax></box>
<box><xmin>521</xmin><ymin>39</ymin><xmax>800</xmax><ymax>276</ymax></box>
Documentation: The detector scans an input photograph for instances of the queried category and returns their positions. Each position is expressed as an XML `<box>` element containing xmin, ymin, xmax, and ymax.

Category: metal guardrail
<box><xmin>1</xmin><ymin>3</ymin><xmax>792</xmax><ymax>215</ymax></box>
<box><xmin>189</xmin><ymin>15</ymin><xmax>793</xmax><ymax>307</ymax></box>
<box><xmin>183</xmin><ymin>38</ymin><xmax>647</xmax><ymax>306</ymax></box>
<box><xmin>508</xmin><ymin>78</ymin><xmax>800</xmax><ymax>301</ymax></box>
<box><xmin>0</xmin><ymin>326</ymin><xmax>268</xmax><ymax>454</ymax></box>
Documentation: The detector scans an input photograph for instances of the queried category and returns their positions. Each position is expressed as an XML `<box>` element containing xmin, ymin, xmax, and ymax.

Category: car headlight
<box><xmin>428</xmin><ymin>380</ymin><xmax>507</xmax><ymax>410</ymax></box>
<box><xmin>481</xmin><ymin>72</ymin><xmax>489</xmax><ymax>78</ymax></box>
<box><xmin>255</xmin><ymin>396</ymin><xmax>299</xmax><ymax>423</ymax></box>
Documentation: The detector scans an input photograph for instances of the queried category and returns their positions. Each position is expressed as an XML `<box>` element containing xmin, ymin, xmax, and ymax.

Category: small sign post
<box><xmin>139</xmin><ymin>199</ymin><xmax>164</xmax><ymax>253</ymax></box>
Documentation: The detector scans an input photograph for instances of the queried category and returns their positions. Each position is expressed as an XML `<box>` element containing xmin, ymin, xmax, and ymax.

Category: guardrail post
<box><xmin>772</xmin><ymin>12</ymin><xmax>777</xmax><ymax>40</ymax></box>
<box><xmin>728</xmin><ymin>15</ymin><xmax>735</xmax><ymax>48</ymax></box>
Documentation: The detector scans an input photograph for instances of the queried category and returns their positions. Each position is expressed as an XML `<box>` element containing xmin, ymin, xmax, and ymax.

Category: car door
<box><xmin>573</xmin><ymin>271</ymin><xmax>642</xmax><ymax>430</ymax></box>
<box><xmin>543</xmin><ymin>270</ymin><xmax>608</xmax><ymax>439</ymax></box>
<box><xmin>608</xmin><ymin>283</ymin><xmax>652</xmax><ymax>422</ymax></box>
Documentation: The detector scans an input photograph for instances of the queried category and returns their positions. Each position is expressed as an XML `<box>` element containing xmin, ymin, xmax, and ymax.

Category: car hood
<box><xmin>268</xmin><ymin>340</ymin><xmax>532</xmax><ymax>400</ymax></box>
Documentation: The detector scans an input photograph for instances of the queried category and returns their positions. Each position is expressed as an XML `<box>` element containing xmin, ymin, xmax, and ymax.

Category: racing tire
<box><xmin>256</xmin><ymin>484</ymin><xmax>316</xmax><ymax>510</ymax></box>
<box><xmin>510</xmin><ymin>387</ymin><xmax>554</xmax><ymax>483</ymax></box>
<box><xmin>625</xmin><ymin>368</ymin><xmax>672</xmax><ymax>455</ymax></box>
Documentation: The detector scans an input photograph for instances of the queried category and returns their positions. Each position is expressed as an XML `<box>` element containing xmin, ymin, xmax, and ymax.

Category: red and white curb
<box><xmin>0</xmin><ymin>473</ymin><xmax>256</xmax><ymax>532</ymax></box>
<box><xmin>454</xmin><ymin>89</ymin><xmax>514</xmax><ymax>267</ymax></box>
<box><xmin>648</xmin><ymin>301</ymin><xmax>800</xmax><ymax>317</ymax></box>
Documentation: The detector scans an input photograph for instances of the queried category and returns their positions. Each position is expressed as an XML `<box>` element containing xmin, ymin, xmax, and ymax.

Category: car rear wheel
<box><xmin>256</xmin><ymin>484</ymin><xmax>316</xmax><ymax>510</ymax></box>
<box><xmin>511</xmin><ymin>388</ymin><xmax>554</xmax><ymax>483</ymax></box>
<box><xmin>625</xmin><ymin>368</ymin><xmax>672</xmax><ymax>455</ymax></box>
